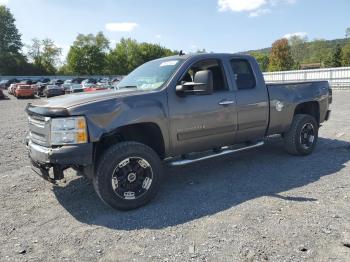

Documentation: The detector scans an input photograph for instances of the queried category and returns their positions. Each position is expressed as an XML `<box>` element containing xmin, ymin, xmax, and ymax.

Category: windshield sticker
<box><xmin>160</xmin><ymin>60</ymin><xmax>179</xmax><ymax>67</ymax></box>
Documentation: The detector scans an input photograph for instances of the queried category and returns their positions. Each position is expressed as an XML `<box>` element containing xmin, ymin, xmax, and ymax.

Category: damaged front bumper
<box><xmin>27</xmin><ymin>139</ymin><xmax>93</xmax><ymax>182</ymax></box>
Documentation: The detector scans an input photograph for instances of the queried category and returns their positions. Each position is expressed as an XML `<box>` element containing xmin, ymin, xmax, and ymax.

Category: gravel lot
<box><xmin>0</xmin><ymin>90</ymin><xmax>350</xmax><ymax>262</ymax></box>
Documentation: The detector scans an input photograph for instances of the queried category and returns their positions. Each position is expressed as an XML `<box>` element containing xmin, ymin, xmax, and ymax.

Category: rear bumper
<box><xmin>16</xmin><ymin>91</ymin><xmax>34</xmax><ymax>97</ymax></box>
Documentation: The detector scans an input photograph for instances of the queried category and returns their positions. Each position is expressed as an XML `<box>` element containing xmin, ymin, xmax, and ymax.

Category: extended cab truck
<box><xmin>26</xmin><ymin>53</ymin><xmax>332</xmax><ymax>210</ymax></box>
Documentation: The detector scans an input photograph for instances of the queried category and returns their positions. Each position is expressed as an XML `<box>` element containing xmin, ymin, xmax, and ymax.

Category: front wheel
<box><xmin>283</xmin><ymin>114</ymin><xmax>319</xmax><ymax>156</ymax></box>
<box><xmin>93</xmin><ymin>142</ymin><xmax>163</xmax><ymax>210</ymax></box>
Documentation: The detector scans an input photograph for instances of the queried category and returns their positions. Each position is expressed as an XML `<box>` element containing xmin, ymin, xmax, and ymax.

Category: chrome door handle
<box><xmin>219</xmin><ymin>100</ymin><xmax>235</xmax><ymax>106</ymax></box>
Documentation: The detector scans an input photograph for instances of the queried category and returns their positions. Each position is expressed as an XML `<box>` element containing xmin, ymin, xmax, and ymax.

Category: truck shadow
<box><xmin>53</xmin><ymin>137</ymin><xmax>350</xmax><ymax>230</ymax></box>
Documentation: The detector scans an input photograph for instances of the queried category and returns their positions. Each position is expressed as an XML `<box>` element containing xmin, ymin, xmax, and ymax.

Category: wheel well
<box><xmin>294</xmin><ymin>101</ymin><xmax>320</xmax><ymax>124</ymax></box>
<box><xmin>96</xmin><ymin>123</ymin><xmax>166</xmax><ymax>160</ymax></box>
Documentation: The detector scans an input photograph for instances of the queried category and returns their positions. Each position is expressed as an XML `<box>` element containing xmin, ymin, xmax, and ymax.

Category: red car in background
<box><xmin>15</xmin><ymin>84</ymin><xmax>34</xmax><ymax>98</ymax></box>
<box><xmin>84</xmin><ymin>85</ymin><xmax>108</xmax><ymax>92</ymax></box>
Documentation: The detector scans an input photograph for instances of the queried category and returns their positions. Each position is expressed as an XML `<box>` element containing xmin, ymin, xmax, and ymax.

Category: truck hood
<box><xmin>34</xmin><ymin>89</ymin><xmax>147</xmax><ymax>108</ymax></box>
<box><xmin>27</xmin><ymin>89</ymin><xmax>147</xmax><ymax>116</ymax></box>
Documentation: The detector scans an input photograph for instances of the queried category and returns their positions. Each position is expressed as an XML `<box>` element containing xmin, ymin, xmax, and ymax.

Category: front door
<box><xmin>168</xmin><ymin>59</ymin><xmax>237</xmax><ymax>156</ymax></box>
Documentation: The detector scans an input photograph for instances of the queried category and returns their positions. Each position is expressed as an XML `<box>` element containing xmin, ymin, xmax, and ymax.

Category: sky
<box><xmin>1</xmin><ymin>0</ymin><xmax>349</xmax><ymax>59</ymax></box>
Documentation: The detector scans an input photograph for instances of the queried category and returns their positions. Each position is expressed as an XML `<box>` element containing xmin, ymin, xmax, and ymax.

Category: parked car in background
<box><xmin>15</xmin><ymin>84</ymin><xmax>34</xmax><ymax>98</ymax></box>
<box><xmin>0</xmin><ymin>79</ymin><xmax>18</xmax><ymax>89</ymax></box>
<box><xmin>0</xmin><ymin>89</ymin><xmax>5</xmax><ymax>99</ymax></box>
<box><xmin>8</xmin><ymin>80</ymin><xmax>32</xmax><ymax>96</ymax></box>
<box><xmin>0</xmin><ymin>80</ymin><xmax>7</xmax><ymax>89</ymax></box>
<box><xmin>8</xmin><ymin>83</ymin><xmax>18</xmax><ymax>95</ymax></box>
<box><xmin>47</xmin><ymin>79</ymin><xmax>64</xmax><ymax>86</ymax></box>
<box><xmin>33</xmin><ymin>82</ymin><xmax>50</xmax><ymax>97</ymax></box>
<box><xmin>19</xmin><ymin>80</ymin><xmax>33</xmax><ymax>85</ymax></box>
<box><xmin>110</xmin><ymin>76</ymin><xmax>123</xmax><ymax>85</ymax></box>
<box><xmin>65</xmin><ymin>83</ymin><xmax>84</xmax><ymax>94</ymax></box>
<box><xmin>96</xmin><ymin>78</ymin><xmax>112</xmax><ymax>89</ymax></box>
<box><xmin>71</xmin><ymin>77</ymin><xmax>86</xmax><ymax>84</ymax></box>
<box><xmin>97</xmin><ymin>78</ymin><xmax>110</xmax><ymax>84</ymax></box>
<box><xmin>62</xmin><ymin>80</ymin><xmax>72</xmax><ymax>93</ymax></box>
<box><xmin>81</xmin><ymin>78</ymin><xmax>97</xmax><ymax>89</ymax></box>
<box><xmin>36</xmin><ymin>78</ymin><xmax>50</xmax><ymax>84</ymax></box>
<box><xmin>44</xmin><ymin>85</ymin><xmax>65</xmax><ymax>98</ymax></box>
<box><xmin>84</xmin><ymin>85</ymin><xmax>109</xmax><ymax>92</ymax></box>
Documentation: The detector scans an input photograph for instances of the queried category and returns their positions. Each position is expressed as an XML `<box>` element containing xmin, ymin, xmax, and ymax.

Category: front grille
<box><xmin>28</xmin><ymin>115</ymin><xmax>50</xmax><ymax>146</ymax></box>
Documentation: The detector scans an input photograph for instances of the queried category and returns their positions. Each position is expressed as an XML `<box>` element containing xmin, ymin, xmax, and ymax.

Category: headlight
<box><xmin>50</xmin><ymin>116</ymin><xmax>88</xmax><ymax>145</ymax></box>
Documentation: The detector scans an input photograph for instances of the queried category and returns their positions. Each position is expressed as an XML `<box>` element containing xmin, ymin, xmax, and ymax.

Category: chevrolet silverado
<box><xmin>26</xmin><ymin>53</ymin><xmax>332</xmax><ymax>210</ymax></box>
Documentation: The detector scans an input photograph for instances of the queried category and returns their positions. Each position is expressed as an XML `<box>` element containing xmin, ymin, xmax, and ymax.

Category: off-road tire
<box><xmin>284</xmin><ymin>114</ymin><xmax>318</xmax><ymax>156</ymax></box>
<box><xmin>93</xmin><ymin>141</ymin><xmax>163</xmax><ymax>210</ymax></box>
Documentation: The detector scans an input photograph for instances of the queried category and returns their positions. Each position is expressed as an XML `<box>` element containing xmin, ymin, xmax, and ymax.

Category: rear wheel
<box><xmin>93</xmin><ymin>142</ymin><xmax>163</xmax><ymax>210</ymax></box>
<box><xmin>283</xmin><ymin>114</ymin><xmax>318</xmax><ymax>155</ymax></box>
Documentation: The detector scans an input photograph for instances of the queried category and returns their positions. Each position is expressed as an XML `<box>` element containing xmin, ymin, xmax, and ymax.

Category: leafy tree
<box><xmin>106</xmin><ymin>38</ymin><xmax>175</xmax><ymax>75</ymax></box>
<box><xmin>57</xmin><ymin>63</ymin><xmax>72</xmax><ymax>75</ymax></box>
<box><xmin>67</xmin><ymin>32</ymin><xmax>109</xmax><ymax>75</ymax></box>
<box><xmin>341</xmin><ymin>42</ymin><xmax>350</xmax><ymax>66</ymax></box>
<box><xmin>0</xmin><ymin>5</ymin><xmax>26</xmax><ymax>75</ymax></box>
<box><xmin>325</xmin><ymin>44</ymin><xmax>342</xmax><ymax>67</ymax></box>
<box><xmin>249</xmin><ymin>52</ymin><xmax>269</xmax><ymax>72</ymax></box>
<box><xmin>268</xmin><ymin>38</ymin><xmax>294</xmax><ymax>71</ymax></box>
<box><xmin>288</xmin><ymin>35</ymin><xmax>308</xmax><ymax>69</ymax></box>
<box><xmin>0</xmin><ymin>5</ymin><xmax>22</xmax><ymax>53</ymax></box>
<box><xmin>27</xmin><ymin>38</ymin><xmax>62</xmax><ymax>74</ymax></box>
<box><xmin>307</xmin><ymin>39</ymin><xmax>330</xmax><ymax>66</ymax></box>
<box><xmin>346</xmin><ymin>27</ymin><xmax>350</xmax><ymax>38</ymax></box>
<box><xmin>73</xmin><ymin>32</ymin><xmax>109</xmax><ymax>51</ymax></box>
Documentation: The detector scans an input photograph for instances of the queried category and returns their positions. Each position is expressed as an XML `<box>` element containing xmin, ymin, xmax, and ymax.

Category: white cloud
<box><xmin>218</xmin><ymin>0</ymin><xmax>296</xmax><ymax>17</ymax></box>
<box><xmin>218</xmin><ymin>0</ymin><xmax>267</xmax><ymax>12</ymax></box>
<box><xmin>284</xmin><ymin>32</ymin><xmax>308</xmax><ymax>39</ymax></box>
<box><xmin>0</xmin><ymin>0</ymin><xmax>10</xmax><ymax>4</ymax></box>
<box><xmin>105</xmin><ymin>22</ymin><xmax>138</xmax><ymax>32</ymax></box>
<box><xmin>155</xmin><ymin>34</ymin><xmax>162</xmax><ymax>39</ymax></box>
<box><xmin>249</xmin><ymin>8</ymin><xmax>270</xmax><ymax>17</ymax></box>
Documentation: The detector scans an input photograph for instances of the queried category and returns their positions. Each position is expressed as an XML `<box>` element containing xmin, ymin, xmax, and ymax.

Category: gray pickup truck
<box><xmin>26</xmin><ymin>53</ymin><xmax>332</xmax><ymax>210</ymax></box>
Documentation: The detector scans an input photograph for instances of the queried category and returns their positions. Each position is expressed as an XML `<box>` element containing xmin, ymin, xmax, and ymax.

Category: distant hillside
<box><xmin>242</xmin><ymin>37</ymin><xmax>350</xmax><ymax>70</ymax></box>
<box><xmin>243</xmin><ymin>38</ymin><xmax>350</xmax><ymax>56</ymax></box>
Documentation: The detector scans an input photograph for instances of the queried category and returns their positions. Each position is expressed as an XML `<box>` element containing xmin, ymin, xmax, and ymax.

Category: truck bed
<box><xmin>266</xmin><ymin>80</ymin><xmax>331</xmax><ymax>135</ymax></box>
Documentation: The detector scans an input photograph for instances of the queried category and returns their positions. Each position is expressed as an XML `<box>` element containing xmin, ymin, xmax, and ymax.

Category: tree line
<box><xmin>0</xmin><ymin>5</ymin><xmax>176</xmax><ymax>76</ymax></box>
<box><xmin>1</xmin><ymin>5</ymin><xmax>350</xmax><ymax>76</ymax></box>
<box><xmin>250</xmin><ymin>32</ymin><xmax>350</xmax><ymax>72</ymax></box>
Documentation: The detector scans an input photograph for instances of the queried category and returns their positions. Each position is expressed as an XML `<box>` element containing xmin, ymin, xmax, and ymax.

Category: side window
<box><xmin>180</xmin><ymin>59</ymin><xmax>228</xmax><ymax>92</ymax></box>
<box><xmin>230</xmin><ymin>59</ymin><xmax>256</xmax><ymax>90</ymax></box>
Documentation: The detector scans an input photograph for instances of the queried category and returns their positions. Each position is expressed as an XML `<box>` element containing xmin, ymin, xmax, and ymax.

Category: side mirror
<box><xmin>176</xmin><ymin>70</ymin><xmax>213</xmax><ymax>96</ymax></box>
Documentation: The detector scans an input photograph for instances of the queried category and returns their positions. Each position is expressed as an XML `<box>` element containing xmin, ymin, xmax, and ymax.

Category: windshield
<box><xmin>116</xmin><ymin>58</ymin><xmax>184</xmax><ymax>91</ymax></box>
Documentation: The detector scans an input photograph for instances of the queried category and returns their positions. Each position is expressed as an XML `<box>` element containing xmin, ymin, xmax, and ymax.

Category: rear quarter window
<box><xmin>230</xmin><ymin>59</ymin><xmax>256</xmax><ymax>90</ymax></box>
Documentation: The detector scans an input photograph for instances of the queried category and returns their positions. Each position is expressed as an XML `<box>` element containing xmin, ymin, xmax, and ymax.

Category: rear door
<box><xmin>228</xmin><ymin>58</ymin><xmax>269</xmax><ymax>141</ymax></box>
<box><xmin>168</xmin><ymin>58</ymin><xmax>238</xmax><ymax>155</ymax></box>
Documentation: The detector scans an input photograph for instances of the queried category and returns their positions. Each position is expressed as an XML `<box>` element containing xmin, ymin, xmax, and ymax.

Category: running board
<box><xmin>167</xmin><ymin>141</ymin><xmax>264</xmax><ymax>167</ymax></box>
